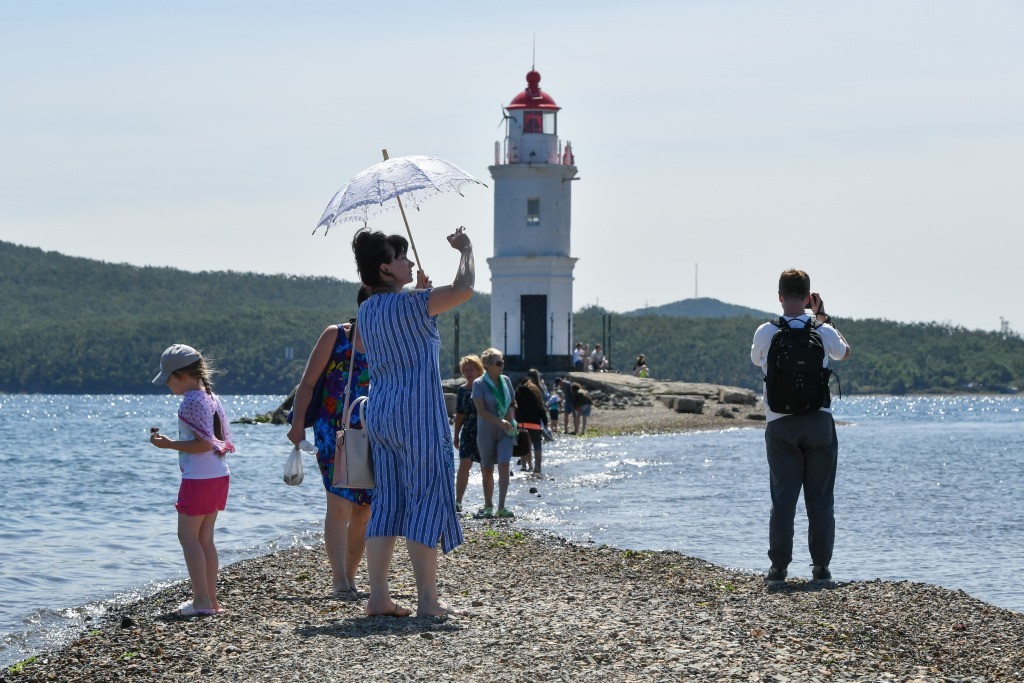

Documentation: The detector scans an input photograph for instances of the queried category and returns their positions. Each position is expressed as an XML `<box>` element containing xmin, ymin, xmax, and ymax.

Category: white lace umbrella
<box><xmin>315</xmin><ymin>150</ymin><xmax>486</xmax><ymax>270</ymax></box>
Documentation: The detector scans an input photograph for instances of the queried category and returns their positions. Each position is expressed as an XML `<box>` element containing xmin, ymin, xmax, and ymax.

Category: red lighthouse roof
<box><xmin>506</xmin><ymin>70</ymin><xmax>560</xmax><ymax>111</ymax></box>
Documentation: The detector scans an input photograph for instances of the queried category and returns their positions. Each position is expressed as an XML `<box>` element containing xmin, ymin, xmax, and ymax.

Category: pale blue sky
<box><xmin>3</xmin><ymin>1</ymin><xmax>1022</xmax><ymax>331</ymax></box>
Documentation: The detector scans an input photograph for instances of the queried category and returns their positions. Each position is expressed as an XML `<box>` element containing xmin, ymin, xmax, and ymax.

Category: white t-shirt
<box><xmin>751</xmin><ymin>315</ymin><xmax>849</xmax><ymax>422</ymax></box>
<box><xmin>177</xmin><ymin>419</ymin><xmax>230</xmax><ymax>479</ymax></box>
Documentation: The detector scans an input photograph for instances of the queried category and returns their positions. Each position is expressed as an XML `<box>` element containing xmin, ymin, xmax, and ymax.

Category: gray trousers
<box><xmin>765</xmin><ymin>411</ymin><xmax>838</xmax><ymax>569</ymax></box>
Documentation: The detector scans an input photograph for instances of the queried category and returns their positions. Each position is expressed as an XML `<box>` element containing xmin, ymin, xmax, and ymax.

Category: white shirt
<box><xmin>751</xmin><ymin>315</ymin><xmax>849</xmax><ymax>422</ymax></box>
<box><xmin>177</xmin><ymin>419</ymin><xmax>231</xmax><ymax>479</ymax></box>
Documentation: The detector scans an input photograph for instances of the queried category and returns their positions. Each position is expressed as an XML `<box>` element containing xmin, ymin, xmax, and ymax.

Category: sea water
<box><xmin>0</xmin><ymin>393</ymin><xmax>1021</xmax><ymax>666</ymax></box>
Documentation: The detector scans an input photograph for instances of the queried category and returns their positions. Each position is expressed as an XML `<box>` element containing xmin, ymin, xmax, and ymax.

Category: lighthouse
<box><xmin>488</xmin><ymin>69</ymin><xmax>578</xmax><ymax>371</ymax></box>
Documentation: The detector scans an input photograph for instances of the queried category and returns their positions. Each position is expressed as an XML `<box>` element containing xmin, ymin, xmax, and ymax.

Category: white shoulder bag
<box><xmin>333</xmin><ymin>324</ymin><xmax>375</xmax><ymax>489</ymax></box>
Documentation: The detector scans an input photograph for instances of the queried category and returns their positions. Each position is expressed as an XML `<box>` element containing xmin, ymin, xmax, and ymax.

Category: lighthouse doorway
<box><xmin>520</xmin><ymin>295</ymin><xmax>548</xmax><ymax>368</ymax></box>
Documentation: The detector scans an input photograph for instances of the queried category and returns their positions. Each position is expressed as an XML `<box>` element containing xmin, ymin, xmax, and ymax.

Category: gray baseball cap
<box><xmin>153</xmin><ymin>344</ymin><xmax>201</xmax><ymax>384</ymax></box>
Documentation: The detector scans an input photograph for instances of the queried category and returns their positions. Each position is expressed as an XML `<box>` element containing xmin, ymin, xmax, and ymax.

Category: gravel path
<box><xmin>9</xmin><ymin>526</ymin><xmax>1023</xmax><ymax>682</ymax></box>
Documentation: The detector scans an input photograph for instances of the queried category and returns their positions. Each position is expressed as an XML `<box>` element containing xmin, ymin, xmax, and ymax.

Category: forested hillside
<box><xmin>2</xmin><ymin>241</ymin><xmax>1022</xmax><ymax>394</ymax></box>
<box><xmin>572</xmin><ymin>308</ymin><xmax>1024</xmax><ymax>394</ymax></box>
<box><xmin>0</xmin><ymin>241</ymin><xmax>490</xmax><ymax>394</ymax></box>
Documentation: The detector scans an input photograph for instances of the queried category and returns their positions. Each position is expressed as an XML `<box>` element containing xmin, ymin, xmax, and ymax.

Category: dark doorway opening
<box><xmin>520</xmin><ymin>295</ymin><xmax>548</xmax><ymax>367</ymax></box>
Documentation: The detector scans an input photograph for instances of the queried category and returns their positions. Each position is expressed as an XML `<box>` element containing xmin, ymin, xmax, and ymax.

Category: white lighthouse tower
<box><xmin>488</xmin><ymin>69</ymin><xmax>578</xmax><ymax>370</ymax></box>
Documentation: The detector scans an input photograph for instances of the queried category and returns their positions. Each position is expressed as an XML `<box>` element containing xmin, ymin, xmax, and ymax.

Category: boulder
<box><xmin>672</xmin><ymin>396</ymin><xmax>705</xmax><ymax>414</ymax></box>
<box><xmin>719</xmin><ymin>388</ymin><xmax>757</xmax><ymax>405</ymax></box>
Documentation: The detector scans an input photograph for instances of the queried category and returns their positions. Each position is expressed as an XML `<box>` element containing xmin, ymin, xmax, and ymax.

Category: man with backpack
<box><xmin>751</xmin><ymin>269</ymin><xmax>851</xmax><ymax>588</ymax></box>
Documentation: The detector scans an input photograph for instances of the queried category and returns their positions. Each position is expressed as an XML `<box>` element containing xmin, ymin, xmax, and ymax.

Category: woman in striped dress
<box><xmin>352</xmin><ymin>226</ymin><xmax>474</xmax><ymax>618</ymax></box>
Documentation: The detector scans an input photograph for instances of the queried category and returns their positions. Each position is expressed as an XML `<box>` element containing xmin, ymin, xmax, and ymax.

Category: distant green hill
<box><xmin>623</xmin><ymin>297</ymin><xmax>772</xmax><ymax>319</ymax></box>
<box><xmin>0</xmin><ymin>241</ymin><xmax>491</xmax><ymax>394</ymax></box>
<box><xmin>0</xmin><ymin>239</ymin><xmax>358</xmax><ymax>322</ymax></box>
<box><xmin>571</xmin><ymin>308</ymin><xmax>1024</xmax><ymax>394</ymax></box>
<box><xmin>3</xmin><ymin>240</ymin><xmax>1022</xmax><ymax>395</ymax></box>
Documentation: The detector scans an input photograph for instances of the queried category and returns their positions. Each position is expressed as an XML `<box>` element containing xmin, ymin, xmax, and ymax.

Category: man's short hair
<box><xmin>778</xmin><ymin>269</ymin><xmax>811</xmax><ymax>300</ymax></box>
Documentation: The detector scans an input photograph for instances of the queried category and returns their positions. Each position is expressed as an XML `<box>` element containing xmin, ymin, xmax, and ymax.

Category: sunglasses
<box><xmin>492</xmin><ymin>360</ymin><xmax>504</xmax><ymax>366</ymax></box>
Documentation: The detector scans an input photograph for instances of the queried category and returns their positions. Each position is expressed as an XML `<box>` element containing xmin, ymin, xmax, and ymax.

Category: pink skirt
<box><xmin>176</xmin><ymin>476</ymin><xmax>229</xmax><ymax>516</ymax></box>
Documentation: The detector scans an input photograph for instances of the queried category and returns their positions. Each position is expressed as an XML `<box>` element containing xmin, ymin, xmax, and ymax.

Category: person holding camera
<box><xmin>751</xmin><ymin>269</ymin><xmax>850</xmax><ymax>588</ymax></box>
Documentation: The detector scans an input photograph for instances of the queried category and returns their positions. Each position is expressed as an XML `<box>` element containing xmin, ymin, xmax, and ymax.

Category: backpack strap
<box><xmin>771</xmin><ymin>315</ymin><xmax>823</xmax><ymax>330</ymax></box>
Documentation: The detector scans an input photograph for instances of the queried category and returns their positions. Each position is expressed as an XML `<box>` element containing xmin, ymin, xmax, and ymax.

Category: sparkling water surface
<box><xmin>0</xmin><ymin>393</ymin><xmax>1021</xmax><ymax>666</ymax></box>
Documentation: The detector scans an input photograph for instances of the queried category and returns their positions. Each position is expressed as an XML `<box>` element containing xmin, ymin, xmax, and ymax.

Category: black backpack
<box><xmin>763</xmin><ymin>317</ymin><xmax>834</xmax><ymax>415</ymax></box>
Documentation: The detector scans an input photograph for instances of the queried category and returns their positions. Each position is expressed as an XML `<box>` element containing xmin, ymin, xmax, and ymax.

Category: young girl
<box><xmin>150</xmin><ymin>344</ymin><xmax>234</xmax><ymax>616</ymax></box>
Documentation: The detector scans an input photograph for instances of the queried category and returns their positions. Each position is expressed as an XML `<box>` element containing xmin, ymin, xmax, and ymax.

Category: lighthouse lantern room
<box><xmin>488</xmin><ymin>69</ymin><xmax>578</xmax><ymax>371</ymax></box>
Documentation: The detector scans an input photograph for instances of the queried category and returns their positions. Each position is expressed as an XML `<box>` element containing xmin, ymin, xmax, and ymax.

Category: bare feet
<box><xmin>365</xmin><ymin>600</ymin><xmax>412</xmax><ymax>617</ymax></box>
<box><xmin>417</xmin><ymin>601</ymin><xmax>473</xmax><ymax>618</ymax></box>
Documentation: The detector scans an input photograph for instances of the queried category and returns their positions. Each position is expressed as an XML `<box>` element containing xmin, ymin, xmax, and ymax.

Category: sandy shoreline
<box><xmin>8</xmin><ymin>524</ymin><xmax>1023</xmax><ymax>682</ymax></box>
<box><xmin>583</xmin><ymin>402</ymin><xmax>766</xmax><ymax>436</ymax></box>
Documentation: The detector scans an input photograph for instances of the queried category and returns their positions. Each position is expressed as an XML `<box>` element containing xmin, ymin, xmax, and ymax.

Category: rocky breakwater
<box><xmin>240</xmin><ymin>374</ymin><xmax>767</xmax><ymax>436</ymax></box>
<box><xmin>555</xmin><ymin>372</ymin><xmax>765</xmax><ymax>435</ymax></box>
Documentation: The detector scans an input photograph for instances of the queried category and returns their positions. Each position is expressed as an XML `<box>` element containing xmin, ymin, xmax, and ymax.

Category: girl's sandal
<box><xmin>177</xmin><ymin>601</ymin><xmax>222</xmax><ymax>616</ymax></box>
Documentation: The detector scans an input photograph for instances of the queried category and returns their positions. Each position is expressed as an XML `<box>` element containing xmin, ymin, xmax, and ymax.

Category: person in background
<box><xmin>632</xmin><ymin>354</ymin><xmax>649</xmax><ymax>378</ymax></box>
<box><xmin>751</xmin><ymin>268</ymin><xmax>851</xmax><ymax>588</ymax></box>
<box><xmin>589</xmin><ymin>344</ymin><xmax>608</xmax><ymax>372</ymax></box>
<box><xmin>150</xmin><ymin>344</ymin><xmax>234</xmax><ymax>616</ymax></box>
<box><xmin>514</xmin><ymin>375</ymin><xmax>548</xmax><ymax>474</ymax></box>
<box><xmin>352</xmin><ymin>226</ymin><xmax>474</xmax><ymax>618</ymax></box>
<box><xmin>547</xmin><ymin>385</ymin><xmax>562</xmax><ymax>435</ymax></box>
<box><xmin>526</xmin><ymin>368</ymin><xmax>553</xmax><ymax>442</ymax></box>
<box><xmin>561</xmin><ymin>376</ymin><xmax>576</xmax><ymax>434</ymax></box>
<box><xmin>287</xmin><ymin>288</ymin><xmax>372</xmax><ymax>600</ymax></box>
<box><xmin>526</xmin><ymin>368</ymin><xmax>550</xmax><ymax>403</ymax></box>
<box><xmin>572</xmin><ymin>343</ymin><xmax>587</xmax><ymax>370</ymax></box>
<box><xmin>570</xmin><ymin>382</ymin><xmax>594</xmax><ymax>435</ymax></box>
<box><xmin>472</xmin><ymin>347</ymin><xmax>517</xmax><ymax>518</ymax></box>
<box><xmin>453</xmin><ymin>354</ymin><xmax>484</xmax><ymax>513</ymax></box>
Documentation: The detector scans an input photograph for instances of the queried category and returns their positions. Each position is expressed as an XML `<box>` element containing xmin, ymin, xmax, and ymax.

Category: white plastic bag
<box><xmin>283</xmin><ymin>442</ymin><xmax>314</xmax><ymax>486</ymax></box>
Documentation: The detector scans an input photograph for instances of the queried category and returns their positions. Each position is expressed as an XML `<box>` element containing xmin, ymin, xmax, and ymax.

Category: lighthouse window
<box><xmin>542</xmin><ymin>111</ymin><xmax>556</xmax><ymax>134</ymax></box>
<box><xmin>527</xmin><ymin>199</ymin><xmax>540</xmax><ymax>226</ymax></box>
<box><xmin>523</xmin><ymin>112</ymin><xmax>543</xmax><ymax>134</ymax></box>
<box><xmin>522</xmin><ymin>111</ymin><xmax>557</xmax><ymax>134</ymax></box>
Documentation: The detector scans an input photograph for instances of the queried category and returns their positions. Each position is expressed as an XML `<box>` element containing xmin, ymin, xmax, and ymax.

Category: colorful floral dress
<box><xmin>312</xmin><ymin>324</ymin><xmax>371</xmax><ymax>506</ymax></box>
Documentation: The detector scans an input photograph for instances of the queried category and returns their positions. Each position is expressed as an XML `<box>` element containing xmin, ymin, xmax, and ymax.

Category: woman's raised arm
<box><xmin>428</xmin><ymin>227</ymin><xmax>474</xmax><ymax>316</ymax></box>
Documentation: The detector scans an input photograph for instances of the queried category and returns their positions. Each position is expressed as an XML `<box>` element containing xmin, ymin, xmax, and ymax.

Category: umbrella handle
<box><xmin>382</xmin><ymin>149</ymin><xmax>424</xmax><ymax>275</ymax></box>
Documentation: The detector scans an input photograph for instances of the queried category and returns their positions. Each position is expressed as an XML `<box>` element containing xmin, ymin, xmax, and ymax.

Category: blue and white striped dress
<box><xmin>358</xmin><ymin>288</ymin><xmax>463</xmax><ymax>553</ymax></box>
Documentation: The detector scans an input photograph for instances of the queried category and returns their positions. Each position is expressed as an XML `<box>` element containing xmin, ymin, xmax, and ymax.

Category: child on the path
<box><xmin>150</xmin><ymin>344</ymin><xmax>235</xmax><ymax>616</ymax></box>
<box><xmin>547</xmin><ymin>388</ymin><xmax>562</xmax><ymax>428</ymax></box>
